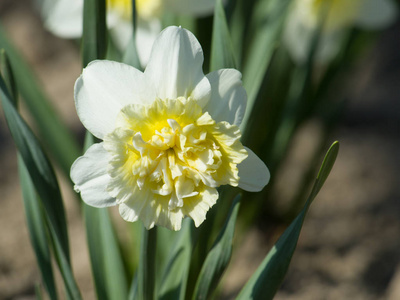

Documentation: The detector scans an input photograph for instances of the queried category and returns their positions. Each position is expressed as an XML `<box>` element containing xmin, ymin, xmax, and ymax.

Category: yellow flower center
<box><xmin>307</xmin><ymin>0</ymin><xmax>363</xmax><ymax>31</ymax></box>
<box><xmin>103</xmin><ymin>98</ymin><xmax>247</xmax><ymax>229</ymax></box>
<box><xmin>107</xmin><ymin>0</ymin><xmax>163</xmax><ymax>20</ymax></box>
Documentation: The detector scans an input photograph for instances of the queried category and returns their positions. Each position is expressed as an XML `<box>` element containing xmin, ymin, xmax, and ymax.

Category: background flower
<box><xmin>284</xmin><ymin>0</ymin><xmax>398</xmax><ymax>63</ymax></box>
<box><xmin>70</xmin><ymin>26</ymin><xmax>269</xmax><ymax>231</ymax></box>
<box><xmin>35</xmin><ymin>0</ymin><xmax>218</xmax><ymax>66</ymax></box>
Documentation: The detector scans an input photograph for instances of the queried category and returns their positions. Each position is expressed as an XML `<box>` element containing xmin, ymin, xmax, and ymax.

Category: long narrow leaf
<box><xmin>240</xmin><ymin>0</ymin><xmax>293</xmax><ymax>130</ymax></box>
<box><xmin>46</xmin><ymin>219</ymin><xmax>83</xmax><ymax>300</ymax></box>
<box><xmin>35</xmin><ymin>284</ymin><xmax>44</xmax><ymax>300</ymax></box>
<box><xmin>267</xmin><ymin>7</ymin><xmax>325</xmax><ymax>173</ymax></box>
<box><xmin>192</xmin><ymin>194</ymin><xmax>241</xmax><ymax>300</ymax></box>
<box><xmin>0</xmin><ymin>26</ymin><xmax>80</xmax><ymax>175</ymax></box>
<box><xmin>210</xmin><ymin>0</ymin><xmax>237</xmax><ymax>71</ymax></box>
<box><xmin>0</xmin><ymin>73</ymin><xmax>70</xmax><ymax>261</ymax></box>
<box><xmin>158</xmin><ymin>219</ymin><xmax>195</xmax><ymax>300</ymax></box>
<box><xmin>18</xmin><ymin>156</ymin><xmax>58</xmax><ymax>300</ymax></box>
<box><xmin>0</xmin><ymin>49</ymin><xmax>17</xmax><ymax>102</ymax></box>
<box><xmin>85</xmin><ymin>206</ymin><xmax>129</xmax><ymax>300</ymax></box>
<box><xmin>128</xmin><ymin>274</ymin><xmax>138</xmax><ymax>300</ymax></box>
<box><xmin>0</xmin><ymin>72</ymin><xmax>83</xmax><ymax>299</ymax></box>
<box><xmin>82</xmin><ymin>0</ymin><xmax>107</xmax><ymax>66</ymax></box>
<box><xmin>137</xmin><ymin>226</ymin><xmax>157</xmax><ymax>300</ymax></box>
<box><xmin>83</xmin><ymin>205</ymin><xmax>108</xmax><ymax>300</ymax></box>
<box><xmin>1</xmin><ymin>54</ymin><xmax>78</xmax><ymax>299</ymax></box>
<box><xmin>236</xmin><ymin>141</ymin><xmax>339</xmax><ymax>300</ymax></box>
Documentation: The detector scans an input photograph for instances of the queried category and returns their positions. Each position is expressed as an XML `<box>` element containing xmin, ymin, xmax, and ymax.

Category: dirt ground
<box><xmin>0</xmin><ymin>1</ymin><xmax>400</xmax><ymax>299</ymax></box>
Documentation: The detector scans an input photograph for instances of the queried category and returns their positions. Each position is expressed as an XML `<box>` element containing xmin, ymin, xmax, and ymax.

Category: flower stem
<box><xmin>138</xmin><ymin>225</ymin><xmax>157</xmax><ymax>300</ymax></box>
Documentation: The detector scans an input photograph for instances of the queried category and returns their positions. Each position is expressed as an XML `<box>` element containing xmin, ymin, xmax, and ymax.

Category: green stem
<box><xmin>138</xmin><ymin>225</ymin><xmax>157</xmax><ymax>300</ymax></box>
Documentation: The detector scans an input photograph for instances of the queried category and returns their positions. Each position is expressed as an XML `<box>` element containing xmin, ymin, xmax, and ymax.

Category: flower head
<box><xmin>284</xmin><ymin>0</ymin><xmax>398</xmax><ymax>63</ymax></box>
<box><xmin>70</xmin><ymin>26</ymin><xmax>270</xmax><ymax>231</ymax></box>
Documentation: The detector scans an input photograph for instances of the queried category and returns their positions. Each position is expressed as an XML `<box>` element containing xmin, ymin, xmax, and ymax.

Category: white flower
<box><xmin>70</xmin><ymin>26</ymin><xmax>270</xmax><ymax>231</ymax></box>
<box><xmin>36</xmin><ymin>0</ymin><xmax>217</xmax><ymax>67</ymax></box>
<box><xmin>284</xmin><ymin>0</ymin><xmax>398</xmax><ymax>64</ymax></box>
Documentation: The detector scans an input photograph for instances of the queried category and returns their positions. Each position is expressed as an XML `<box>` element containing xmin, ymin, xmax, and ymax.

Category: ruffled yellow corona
<box><xmin>103</xmin><ymin>98</ymin><xmax>247</xmax><ymax>230</ymax></box>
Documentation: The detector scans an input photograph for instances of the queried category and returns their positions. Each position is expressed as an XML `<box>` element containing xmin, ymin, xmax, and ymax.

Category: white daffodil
<box><xmin>70</xmin><ymin>26</ymin><xmax>270</xmax><ymax>231</ymax></box>
<box><xmin>36</xmin><ymin>0</ymin><xmax>217</xmax><ymax>66</ymax></box>
<box><xmin>284</xmin><ymin>0</ymin><xmax>398</xmax><ymax>64</ymax></box>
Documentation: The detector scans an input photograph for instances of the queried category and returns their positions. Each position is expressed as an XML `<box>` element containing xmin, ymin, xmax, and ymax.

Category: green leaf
<box><xmin>18</xmin><ymin>156</ymin><xmax>58</xmax><ymax>300</ymax></box>
<box><xmin>83</xmin><ymin>206</ymin><xmax>108</xmax><ymax>300</ymax></box>
<box><xmin>236</xmin><ymin>141</ymin><xmax>339</xmax><ymax>300</ymax></box>
<box><xmin>240</xmin><ymin>0</ymin><xmax>293</xmax><ymax>130</ymax></box>
<box><xmin>155</xmin><ymin>226</ymin><xmax>176</xmax><ymax>282</ymax></box>
<box><xmin>158</xmin><ymin>219</ymin><xmax>195</xmax><ymax>300</ymax></box>
<box><xmin>0</xmin><ymin>27</ymin><xmax>80</xmax><ymax>175</ymax></box>
<box><xmin>0</xmin><ymin>73</ymin><xmax>70</xmax><ymax>262</ymax></box>
<box><xmin>137</xmin><ymin>226</ymin><xmax>157</xmax><ymax>300</ymax></box>
<box><xmin>128</xmin><ymin>274</ymin><xmax>138</xmax><ymax>300</ymax></box>
<box><xmin>35</xmin><ymin>283</ymin><xmax>44</xmax><ymax>300</ymax></box>
<box><xmin>0</xmin><ymin>49</ymin><xmax>17</xmax><ymax>104</ymax></box>
<box><xmin>265</xmin><ymin>9</ymin><xmax>325</xmax><ymax>173</ymax></box>
<box><xmin>46</xmin><ymin>218</ymin><xmax>83</xmax><ymax>300</ymax></box>
<box><xmin>308</xmin><ymin>141</ymin><xmax>339</xmax><ymax>202</ymax></box>
<box><xmin>192</xmin><ymin>194</ymin><xmax>241</xmax><ymax>300</ymax></box>
<box><xmin>210</xmin><ymin>0</ymin><xmax>237</xmax><ymax>71</ymax></box>
<box><xmin>82</xmin><ymin>0</ymin><xmax>108</xmax><ymax>66</ymax></box>
<box><xmin>1</xmin><ymin>57</ymin><xmax>80</xmax><ymax>299</ymax></box>
<box><xmin>0</xmin><ymin>72</ymin><xmax>82</xmax><ymax>299</ymax></box>
<box><xmin>84</xmin><ymin>205</ymin><xmax>129</xmax><ymax>300</ymax></box>
<box><xmin>82</xmin><ymin>134</ymin><xmax>129</xmax><ymax>300</ymax></box>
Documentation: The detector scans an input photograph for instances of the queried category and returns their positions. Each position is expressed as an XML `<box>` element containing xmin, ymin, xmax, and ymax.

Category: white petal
<box><xmin>144</xmin><ymin>26</ymin><xmax>209</xmax><ymax>102</ymax></box>
<box><xmin>75</xmin><ymin>60</ymin><xmax>155</xmax><ymax>139</ymax></box>
<box><xmin>70</xmin><ymin>143</ymin><xmax>116</xmax><ymax>207</ymax></box>
<box><xmin>355</xmin><ymin>0</ymin><xmax>398</xmax><ymax>30</ymax></box>
<box><xmin>204</xmin><ymin>69</ymin><xmax>247</xmax><ymax>126</ymax></box>
<box><xmin>166</xmin><ymin>0</ymin><xmax>217</xmax><ymax>17</ymax></box>
<box><xmin>238</xmin><ymin>147</ymin><xmax>270</xmax><ymax>192</ymax></box>
<box><xmin>190</xmin><ymin>76</ymin><xmax>212</xmax><ymax>108</ymax></box>
<box><xmin>40</xmin><ymin>0</ymin><xmax>83</xmax><ymax>38</ymax></box>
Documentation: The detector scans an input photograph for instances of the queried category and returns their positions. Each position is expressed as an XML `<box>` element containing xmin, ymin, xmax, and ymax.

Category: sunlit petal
<box><xmin>70</xmin><ymin>143</ymin><xmax>116</xmax><ymax>207</ymax></box>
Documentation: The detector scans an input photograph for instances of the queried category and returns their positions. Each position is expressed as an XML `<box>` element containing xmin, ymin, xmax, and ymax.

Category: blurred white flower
<box><xmin>70</xmin><ymin>26</ymin><xmax>270</xmax><ymax>231</ymax></box>
<box><xmin>284</xmin><ymin>0</ymin><xmax>398</xmax><ymax>64</ymax></box>
<box><xmin>36</xmin><ymin>0</ymin><xmax>217</xmax><ymax>66</ymax></box>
